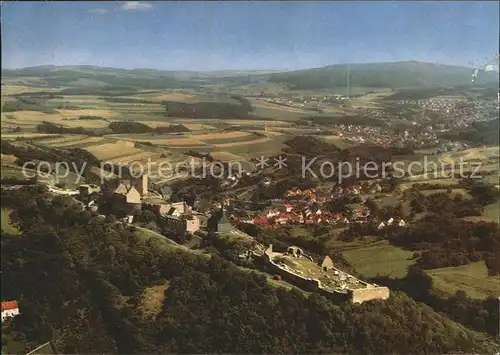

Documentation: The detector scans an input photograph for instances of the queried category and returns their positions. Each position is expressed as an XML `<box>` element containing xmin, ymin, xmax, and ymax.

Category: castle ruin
<box><xmin>263</xmin><ymin>245</ymin><xmax>390</xmax><ymax>304</ymax></box>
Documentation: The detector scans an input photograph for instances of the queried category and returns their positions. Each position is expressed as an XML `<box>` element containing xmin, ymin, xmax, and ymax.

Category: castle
<box><xmin>263</xmin><ymin>245</ymin><xmax>390</xmax><ymax>304</ymax></box>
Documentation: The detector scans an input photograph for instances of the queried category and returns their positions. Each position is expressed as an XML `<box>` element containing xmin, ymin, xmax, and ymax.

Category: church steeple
<box><xmin>217</xmin><ymin>203</ymin><xmax>231</xmax><ymax>234</ymax></box>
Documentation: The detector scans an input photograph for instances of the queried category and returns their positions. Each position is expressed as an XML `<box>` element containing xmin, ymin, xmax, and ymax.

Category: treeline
<box><xmin>1</xmin><ymin>99</ymin><xmax>56</xmax><ymax>114</ymax></box>
<box><xmin>391</xmin><ymin>215</ymin><xmax>499</xmax><ymax>274</ymax></box>
<box><xmin>163</xmin><ymin>100</ymin><xmax>254</xmax><ymax>119</ymax></box>
<box><xmin>36</xmin><ymin>121</ymin><xmax>100</xmax><ymax>136</ymax></box>
<box><xmin>108</xmin><ymin>121</ymin><xmax>190</xmax><ymax>134</ymax></box>
<box><xmin>229</xmin><ymin>95</ymin><xmax>253</xmax><ymax>111</ymax></box>
<box><xmin>439</xmin><ymin>119</ymin><xmax>499</xmax><ymax>145</ymax></box>
<box><xmin>285</xmin><ymin>135</ymin><xmax>342</xmax><ymax>155</ymax></box>
<box><xmin>101</xmin><ymin>97</ymin><xmax>156</xmax><ymax>104</ymax></box>
<box><xmin>77</xmin><ymin>115</ymin><xmax>107</xmax><ymax>121</ymax></box>
<box><xmin>1</xmin><ymin>186</ymin><xmax>497</xmax><ymax>354</ymax></box>
<box><xmin>343</xmin><ymin>181</ymin><xmax>500</xmax><ymax>274</ymax></box>
<box><xmin>0</xmin><ymin>177</ymin><xmax>38</xmax><ymax>185</ymax></box>
<box><xmin>1</xmin><ymin>140</ymin><xmax>101</xmax><ymax>184</ymax></box>
<box><xmin>372</xmin><ymin>266</ymin><xmax>499</xmax><ymax>336</ymax></box>
<box><xmin>301</xmin><ymin>115</ymin><xmax>388</xmax><ymax>127</ymax></box>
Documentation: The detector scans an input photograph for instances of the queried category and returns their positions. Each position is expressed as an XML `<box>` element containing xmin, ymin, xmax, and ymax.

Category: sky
<box><xmin>1</xmin><ymin>1</ymin><xmax>499</xmax><ymax>71</ymax></box>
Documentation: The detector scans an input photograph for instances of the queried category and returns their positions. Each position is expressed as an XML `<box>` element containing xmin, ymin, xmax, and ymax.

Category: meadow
<box><xmin>1</xmin><ymin>208</ymin><xmax>21</xmax><ymax>235</ymax></box>
<box><xmin>339</xmin><ymin>240</ymin><xmax>415</xmax><ymax>279</ymax></box>
<box><xmin>426</xmin><ymin>261</ymin><xmax>499</xmax><ymax>299</ymax></box>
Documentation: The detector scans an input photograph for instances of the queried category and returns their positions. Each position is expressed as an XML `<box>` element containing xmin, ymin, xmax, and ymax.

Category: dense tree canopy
<box><xmin>1</xmin><ymin>186</ymin><xmax>498</xmax><ymax>354</ymax></box>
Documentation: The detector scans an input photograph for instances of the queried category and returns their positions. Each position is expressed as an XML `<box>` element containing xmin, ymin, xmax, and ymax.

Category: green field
<box><xmin>482</xmin><ymin>202</ymin><xmax>500</xmax><ymax>222</ymax></box>
<box><xmin>1</xmin><ymin>166</ymin><xmax>29</xmax><ymax>180</ymax></box>
<box><xmin>420</xmin><ymin>187</ymin><xmax>470</xmax><ymax>197</ymax></box>
<box><xmin>339</xmin><ymin>240</ymin><xmax>415</xmax><ymax>278</ymax></box>
<box><xmin>1</xmin><ymin>209</ymin><xmax>21</xmax><ymax>235</ymax></box>
<box><xmin>427</xmin><ymin>261</ymin><xmax>499</xmax><ymax>299</ymax></box>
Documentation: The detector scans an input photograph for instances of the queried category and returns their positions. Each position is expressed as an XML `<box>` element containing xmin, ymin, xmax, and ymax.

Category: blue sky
<box><xmin>2</xmin><ymin>1</ymin><xmax>498</xmax><ymax>71</ymax></box>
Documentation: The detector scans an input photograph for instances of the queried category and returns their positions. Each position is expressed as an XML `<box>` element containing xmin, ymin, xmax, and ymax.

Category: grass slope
<box><xmin>340</xmin><ymin>240</ymin><xmax>415</xmax><ymax>278</ymax></box>
<box><xmin>427</xmin><ymin>261</ymin><xmax>499</xmax><ymax>299</ymax></box>
<box><xmin>1</xmin><ymin>209</ymin><xmax>21</xmax><ymax>235</ymax></box>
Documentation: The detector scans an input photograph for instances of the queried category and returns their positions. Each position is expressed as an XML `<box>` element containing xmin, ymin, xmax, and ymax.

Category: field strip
<box><xmin>211</xmin><ymin>137</ymin><xmax>271</xmax><ymax>148</ymax></box>
<box><xmin>1</xmin><ymin>85</ymin><xmax>57</xmax><ymax>95</ymax></box>
<box><xmin>0</xmin><ymin>133</ymin><xmax>60</xmax><ymax>140</ymax></box>
<box><xmin>37</xmin><ymin>135</ymin><xmax>88</xmax><ymax>145</ymax></box>
<box><xmin>191</xmin><ymin>131</ymin><xmax>250</xmax><ymax>140</ymax></box>
<box><xmin>210</xmin><ymin>151</ymin><xmax>246</xmax><ymax>162</ymax></box>
<box><xmin>248</xmin><ymin>130</ymin><xmax>285</xmax><ymax>137</ymax></box>
<box><xmin>85</xmin><ymin>142</ymin><xmax>140</xmax><ymax>160</ymax></box>
<box><xmin>159</xmin><ymin>139</ymin><xmax>207</xmax><ymax>146</ymax></box>
<box><xmin>105</xmin><ymin>135</ymin><xmax>207</xmax><ymax>146</ymax></box>
<box><xmin>250</xmin><ymin>100</ymin><xmax>311</xmax><ymax>113</ymax></box>
<box><xmin>141</xmin><ymin>121</ymin><xmax>215</xmax><ymax>130</ymax></box>
<box><xmin>11</xmin><ymin>111</ymin><xmax>55</xmax><ymax>122</ymax></box>
<box><xmin>225</xmin><ymin>120</ymin><xmax>289</xmax><ymax>126</ymax></box>
<box><xmin>200</xmin><ymin>134</ymin><xmax>263</xmax><ymax>145</ymax></box>
<box><xmin>49</xmin><ymin>137</ymin><xmax>105</xmax><ymax>148</ymax></box>
<box><xmin>151</xmin><ymin>93</ymin><xmax>196</xmax><ymax>102</ymax></box>
<box><xmin>108</xmin><ymin>151</ymin><xmax>157</xmax><ymax>164</ymax></box>
<box><xmin>55</xmin><ymin>109</ymin><xmax>119</xmax><ymax>119</ymax></box>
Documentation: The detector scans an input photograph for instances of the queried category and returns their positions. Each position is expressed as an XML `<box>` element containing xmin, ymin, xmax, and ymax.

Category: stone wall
<box><xmin>261</xmin><ymin>245</ymin><xmax>389</xmax><ymax>304</ymax></box>
<box><xmin>349</xmin><ymin>286</ymin><xmax>390</xmax><ymax>304</ymax></box>
<box><xmin>267</xmin><ymin>260</ymin><xmax>322</xmax><ymax>292</ymax></box>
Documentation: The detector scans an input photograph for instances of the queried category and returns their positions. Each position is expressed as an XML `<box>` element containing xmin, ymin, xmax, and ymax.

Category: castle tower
<box><xmin>321</xmin><ymin>255</ymin><xmax>334</xmax><ymax>271</ymax></box>
<box><xmin>217</xmin><ymin>204</ymin><xmax>232</xmax><ymax>234</ymax></box>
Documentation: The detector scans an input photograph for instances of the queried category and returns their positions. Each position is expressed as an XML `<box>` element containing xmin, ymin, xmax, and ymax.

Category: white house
<box><xmin>387</xmin><ymin>217</ymin><xmax>394</xmax><ymax>225</ymax></box>
<box><xmin>266</xmin><ymin>209</ymin><xmax>280</xmax><ymax>218</ymax></box>
<box><xmin>378</xmin><ymin>222</ymin><xmax>386</xmax><ymax>230</ymax></box>
<box><xmin>398</xmin><ymin>219</ymin><xmax>406</xmax><ymax>227</ymax></box>
<box><xmin>2</xmin><ymin>301</ymin><xmax>19</xmax><ymax>322</ymax></box>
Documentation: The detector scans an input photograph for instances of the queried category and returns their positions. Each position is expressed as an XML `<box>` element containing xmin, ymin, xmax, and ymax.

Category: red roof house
<box><xmin>253</xmin><ymin>217</ymin><xmax>270</xmax><ymax>225</ymax></box>
<box><xmin>1</xmin><ymin>301</ymin><xmax>19</xmax><ymax>322</ymax></box>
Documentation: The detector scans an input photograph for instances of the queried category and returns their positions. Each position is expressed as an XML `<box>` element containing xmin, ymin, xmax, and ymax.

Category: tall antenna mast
<box><xmin>346</xmin><ymin>63</ymin><xmax>351</xmax><ymax>99</ymax></box>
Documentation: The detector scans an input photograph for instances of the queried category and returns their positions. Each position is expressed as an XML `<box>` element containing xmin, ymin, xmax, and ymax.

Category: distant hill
<box><xmin>1</xmin><ymin>66</ymin><xmax>207</xmax><ymax>90</ymax></box>
<box><xmin>1</xmin><ymin>65</ymin><xmax>286</xmax><ymax>91</ymax></box>
<box><xmin>2</xmin><ymin>62</ymin><xmax>498</xmax><ymax>91</ymax></box>
<box><xmin>267</xmin><ymin>61</ymin><xmax>499</xmax><ymax>90</ymax></box>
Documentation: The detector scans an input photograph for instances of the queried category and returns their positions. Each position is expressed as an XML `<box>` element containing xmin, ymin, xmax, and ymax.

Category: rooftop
<box><xmin>1</xmin><ymin>300</ymin><xmax>18</xmax><ymax>311</ymax></box>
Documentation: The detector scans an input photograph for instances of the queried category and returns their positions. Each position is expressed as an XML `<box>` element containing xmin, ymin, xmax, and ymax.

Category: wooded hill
<box><xmin>1</xmin><ymin>186</ymin><xmax>498</xmax><ymax>354</ymax></box>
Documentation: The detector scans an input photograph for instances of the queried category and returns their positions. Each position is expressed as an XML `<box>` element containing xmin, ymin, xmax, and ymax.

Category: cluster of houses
<box><xmin>284</xmin><ymin>182</ymin><xmax>383</xmax><ymax>203</ymax></box>
<box><xmin>256</xmin><ymin>95</ymin><xmax>343</xmax><ymax>111</ymax></box>
<box><xmin>330</xmin><ymin>182</ymin><xmax>383</xmax><ymax>196</ymax></box>
<box><xmin>413</xmin><ymin>97</ymin><xmax>495</xmax><ymax>128</ymax></box>
<box><xmin>331</xmin><ymin>124</ymin><xmax>441</xmax><ymax>149</ymax></box>
<box><xmin>240</xmin><ymin>201</ymin><xmax>406</xmax><ymax>230</ymax></box>
<box><xmin>377</xmin><ymin>217</ymin><xmax>406</xmax><ymax>229</ymax></box>
<box><xmin>1</xmin><ymin>300</ymin><xmax>19</xmax><ymax>323</ymax></box>
<box><xmin>240</xmin><ymin>202</ymin><xmax>372</xmax><ymax>227</ymax></box>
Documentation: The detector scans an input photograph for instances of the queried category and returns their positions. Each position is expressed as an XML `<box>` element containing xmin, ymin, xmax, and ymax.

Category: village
<box><xmin>256</xmin><ymin>93</ymin><xmax>349</xmax><ymax>111</ymax></box>
<box><xmin>52</xmin><ymin>174</ymin><xmax>396</xmax><ymax>305</ymax></box>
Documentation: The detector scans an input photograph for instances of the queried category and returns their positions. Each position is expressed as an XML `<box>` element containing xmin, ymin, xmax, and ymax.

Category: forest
<box><xmin>163</xmin><ymin>100</ymin><xmax>254</xmax><ymax>120</ymax></box>
<box><xmin>1</xmin><ymin>185</ymin><xmax>498</xmax><ymax>354</ymax></box>
<box><xmin>1</xmin><ymin>140</ymin><xmax>102</xmax><ymax>184</ymax></box>
<box><xmin>342</xmin><ymin>181</ymin><xmax>500</xmax><ymax>274</ymax></box>
<box><xmin>36</xmin><ymin>121</ymin><xmax>100</xmax><ymax>136</ymax></box>
<box><xmin>108</xmin><ymin>121</ymin><xmax>190</xmax><ymax>134</ymax></box>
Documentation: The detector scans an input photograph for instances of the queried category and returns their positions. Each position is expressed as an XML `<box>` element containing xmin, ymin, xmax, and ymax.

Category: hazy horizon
<box><xmin>2</xmin><ymin>1</ymin><xmax>498</xmax><ymax>71</ymax></box>
<box><xmin>2</xmin><ymin>59</ymin><xmax>495</xmax><ymax>73</ymax></box>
